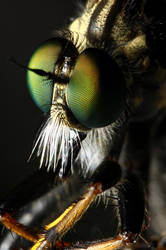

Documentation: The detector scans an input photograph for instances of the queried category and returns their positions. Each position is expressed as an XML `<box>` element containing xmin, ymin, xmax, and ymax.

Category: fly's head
<box><xmin>27</xmin><ymin>0</ymin><xmax>166</xmax><ymax>177</ymax></box>
<box><xmin>27</xmin><ymin>34</ymin><xmax>127</xmax><ymax>176</ymax></box>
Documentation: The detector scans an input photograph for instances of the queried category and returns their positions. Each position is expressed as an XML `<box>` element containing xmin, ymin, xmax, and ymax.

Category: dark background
<box><xmin>1</xmin><ymin>1</ymin><xmax>86</xmax><ymax>199</ymax></box>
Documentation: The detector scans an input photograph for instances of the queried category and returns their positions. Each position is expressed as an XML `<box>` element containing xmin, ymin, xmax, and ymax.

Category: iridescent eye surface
<box><xmin>27</xmin><ymin>38</ymin><xmax>74</xmax><ymax>112</ymax></box>
<box><xmin>67</xmin><ymin>48</ymin><xmax>125</xmax><ymax>128</ymax></box>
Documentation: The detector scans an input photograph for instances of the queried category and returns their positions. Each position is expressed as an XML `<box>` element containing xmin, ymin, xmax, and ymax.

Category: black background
<box><xmin>1</xmin><ymin>0</ymin><xmax>85</xmax><ymax>199</ymax></box>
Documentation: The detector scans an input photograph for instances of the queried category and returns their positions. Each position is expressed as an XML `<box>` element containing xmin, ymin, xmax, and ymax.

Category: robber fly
<box><xmin>1</xmin><ymin>0</ymin><xmax>166</xmax><ymax>249</ymax></box>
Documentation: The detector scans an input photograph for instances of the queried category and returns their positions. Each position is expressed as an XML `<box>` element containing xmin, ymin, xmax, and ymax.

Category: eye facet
<box><xmin>27</xmin><ymin>38</ymin><xmax>78</xmax><ymax>112</ymax></box>
<box><xmin>66</xmin><ymin>48</ymin><xmax>125</xmax><ymax>128</ymax></box>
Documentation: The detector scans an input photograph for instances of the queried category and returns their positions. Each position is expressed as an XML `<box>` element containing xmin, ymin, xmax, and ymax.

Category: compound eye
<box><xmin>27</xmin><ymin>38</ymin><xmax>78</xmax><ymax>112</ymax></box>
<box><xmin>66</xmin><ymin>48</ymin><xmax>125</xmax><ymax>128</ymax></box>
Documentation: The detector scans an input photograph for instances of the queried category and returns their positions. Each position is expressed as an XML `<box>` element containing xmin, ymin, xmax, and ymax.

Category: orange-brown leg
<box><xmin>0</xmin><ymin>160</ymin><xmax>121</xmax><ymax>249</ymax></box>
<box><xmin>31</xmin><ymin>160</ymin><xmax>122</xmax><ymax>249</ymax></box>
<box><xmin>0</xmin><ymin>160</ymin><xmax>146</xmax><ymax>250</ymax></box>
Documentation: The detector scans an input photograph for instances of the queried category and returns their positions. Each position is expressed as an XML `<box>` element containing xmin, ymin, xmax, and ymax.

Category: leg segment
<box><xmin>30</xmin><ymin>160</ymin><xmax>122</xmax><ymax>249</ymax></box>
<box><xmin>65</xmin><ymin>173</ymin><xmax>146</xmax><ymax>250</ymax></box>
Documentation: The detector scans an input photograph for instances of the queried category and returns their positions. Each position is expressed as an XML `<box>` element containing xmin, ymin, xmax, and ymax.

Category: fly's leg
<box><xmin>0</xmin><ymin>158</ymin><xmax>146</xmax><ymax>250</ymax></box>
<box><xmin>149</xmin><ymin>110</ymin><xmax>166</xmax><ymax>249</ymax></box>
<box><xmin>30</xmin><ymin>160</ymin><xmax>122</xmax><ymax>249</ymax></box>
<box><xmin>119</xmin><ymin>114</ymin><xmax>166</xmax><ymax>249</ymax></box>
<box><xmin>30</xmin><ymin>159</ymin><xmax>146</xmax><ymax>250</ymax></box>
<box><xmin>0</xmin><ymin>160</ymin><xmax>121</xmax><ymax>249</ymax></box>
<box><xmin>66</xmin><ymin>173</ymin><xmax>146</xmax><ymax>250</ymax></box>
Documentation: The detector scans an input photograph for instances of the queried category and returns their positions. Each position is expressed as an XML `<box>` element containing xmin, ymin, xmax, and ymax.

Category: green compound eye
<box><xmin>67</xmin><ymin>48</ymin><xmax>125</xmax><ymax>128</ymax></box>
<box><xmin>27</xmin><ymin>38</ymin><xmax>71</xmax><ymax>112</ymax></box>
